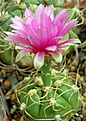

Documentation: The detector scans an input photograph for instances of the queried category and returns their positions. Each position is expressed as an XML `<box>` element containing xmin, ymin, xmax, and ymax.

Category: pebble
<box><xmin>0</xmin><ymin>78</ymin><xmax>3</xmax><ymax>83</ymax></box>
<box><xmin>11</xmin><ymin>119</ymin><xmax>16</xmax><ymax>121</ymax></box>
<box><xmin>1</xmin><ymin>69</ymin><xmax>6</xmax><ymax>76</ymax></box>
<box><xmin>4</xmin><ymin>80</ymin><xmax>11</xmax><ymax>90</ymax></box>
<box><xmin>70</xmin><ymin>66</ymin><xmax>76</xmax><ymax>71</ymax></box>
<box><xmin>75</xmin><ymin>113</ymin><xmax>79</xmax><ymax>116</ymax></box>
<box><xmin>12</xmin><ymin>105</ymin><xmax>17</xmax><ymax>110</ymax></box>
<box><xmin>14</xmin><ymin>114</ymin><xmax>18</xmax><ymax>119</ymax></box>
<box><xmin>10</xmin><ymin>108</ymin><xmax>15</xmax><ymax>114</ymax></box>
<box><xmin>83</xmin><ymin>115</ymin><xmax>86</xmax><ymax>121</ymax></box>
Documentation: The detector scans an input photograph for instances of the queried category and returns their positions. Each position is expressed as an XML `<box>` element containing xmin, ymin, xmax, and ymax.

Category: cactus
<box><xmin>1</xmin><ymin>2</ymin><xmax>81</xmax><ymax>120</ymax></box>
<box><xmin>20</xmin><ymin>57</ymin><xmax>80</xmax><ymax>121</ymax></box>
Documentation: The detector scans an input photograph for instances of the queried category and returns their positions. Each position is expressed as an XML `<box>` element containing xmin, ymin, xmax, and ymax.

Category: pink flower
<box><xmin>5</xmin><ymin>4</ymin><xmax>80</xmax><ymax>69</ymax></box>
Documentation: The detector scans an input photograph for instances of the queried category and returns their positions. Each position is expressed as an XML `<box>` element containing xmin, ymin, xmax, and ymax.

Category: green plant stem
<box><xmin>41</xmin><ymin>57</ymin><xmax>52</xmax><ymax>87</ymax></box>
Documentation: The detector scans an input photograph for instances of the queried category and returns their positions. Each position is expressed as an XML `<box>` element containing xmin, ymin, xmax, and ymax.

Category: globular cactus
<box><xmin>20</xmin><ymin>58</ymin><xmax>80</xmax><ymax>121</ymax></box>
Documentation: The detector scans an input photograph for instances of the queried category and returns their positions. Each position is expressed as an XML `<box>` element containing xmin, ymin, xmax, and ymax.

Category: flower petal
<box><xmin>10</xmin><ymin>16</ymin><xmax>26</xmax><ymax>30</ymax></box>
<box><xmin>27</xmin><ymin>35</ymin><xmax>41</xmax><ymax>48</ymax></box>
<box><xmin>45</xmin><ymin>45</ymin><xmax>57</xmax><ymax>51</ymax></box>
<box><xmin>15</xmin><ymin>49</ymin><xmax>31</xmax><ymax>62</ymax></box>
<box><xmin>56</xmin><ymin>46</ymin><xmax>69</xmax><ymax>50</ymax></box>
<box><xmin>57</xmin><ymin>39</ymin><xmax>81</xmax><ymax>46</ymax></box>
<box><xmin>11</xmin><ymin>16</ymin><xmax>25</xmax><ymax>25</ymax></box>
<box><xmin>25</xmin><ymin>8</ymin><xmax>34</xmax><ymax>21</ymax></box>
<box><xmin>35</xmin><ymin>4</ymin><xmax>44</xmax><ymax>25</ymax></box>
<box><xmin>50</xmin><ymin>51</ymin><xmax>62</xmax><ymax>62</ymax></box>
<box><xmin>44</xmin><ymin>5</ymin><xmax>54</xmax><ymax>21</ymax></box>
<box><xmin>15</xmin><ymin>46</ymin><xmax>36</xmax><ymax>52</ymax></box>
<box><xmin>34</xmin><ymin>52</ymin><xmax>45</xmax><ymax>70</ymax></box>
<box><xmin>48</xmin><ymin>36</ymin><xmax>62</xmax><ymax>45</ymax></box>
<box><xmin>5</xmin><ymin>32</ymin><xmax>33</xmax><ymax>47</ymax></box>
<box><xmin>54</xmin><ymin>9</ymin><xmax>67</xmax><ymax>24</ymax></box>
<box><xmin>60</xmin><ymin>19</ymin><xmax>77</xmax><ymax>36</ymax></box>
<box><xmin>12</xmin><ymin>30</ymin><xmax>27</xmax><ymax>37</ymax></box>
<box><xmin>36</xmin><ymin>28</ymin><xmax>48</xmax><ymax>48</ymax></box>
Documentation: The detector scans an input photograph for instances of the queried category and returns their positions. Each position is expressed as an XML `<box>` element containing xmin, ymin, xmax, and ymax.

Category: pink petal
<box><xmin>11</xmin><ymin>16</ymin><xmax>25</xmax><ymax>24</ymax></box>
<box><xmin>56</xmin><ymin>46</ymin><xmax>69</xmax><ymax>50</ymax></box>
<box><xmin>15</xmin><ymin>46</ymin><xmax>31</xmax><ymax>50</ymax></box>
<box><xmin>61</xmin><ymin>19</ymin><xmax>77</xmax><ymax>36</ymax></box>
<box><xmin>36</xmin><ymin>28</ymin><xmax>48</xmax><ymax>48</ymax></box>
<box><xmin>49</xmin><ymin>25</ymin><xmax>58</xmax><ymax>40</ymax></box>
<box><xmin>11</xmin><ymin>16</ymin><xmax>25</xmax><ymax>27</ymax></box>
<box><xmin>25</xmin><ymin>8</ymin><xmax>34</xmax><ymax>21</ymax></box>
<box><xmin>35</xmin><ymin>4</ymin><xmax>44</xmax><ymax>25</ymax></box>
<box><xmin>26</xmin><ymin>24</ymin><xmax>36</xmax><ymax>36</ymax></box>
<box><xmin>48</xmin><ymin>36</ymin><xmax>62</xmax><ymax>45</ymax></box>
<box><xmin>44</xmin><ymin>5</ymin><xmax>54</xmax><ymax>21</ymax></box>
<box><xmin>56</xmin><ymin>14</ymin><xmax>71</xmax><ymax>35</ymax></box>
<box><xmin>41</xmin><ymin>13</ymin><xmax>53</xmax><ymax>30</ymax></box>
<box><xmin>32</xmin><ymin>19</ymin><xmax>39</xmax><ymax>31</ymax></box>
<box><xmin>45</xmin><ymin>45</ymin><xmax>57</xmax><ymax>51</ymax></box>
<box><xmin>10</xmin><ymin>24</ymin><xmax>28</xmax><ymax>37</ymax></box>
<box><xmin>9</xmin><ymin>24</ymin><xmax>21</xmax><ymax>30</ymax></box>
<box><xmin>54</xmin><ymin>9</ymin><xmax>67</xmax><ymax>24</ymax></box>
<box><xmin>27</xmin><ymin>19</ymin><xmax>39</xmax><ymax>35</ymax></box>
<box><xmin>25</xmin><ymin>16</ymin><xmax>33</xmax><ymax>24</ymax></box>
<box><xmin>27</xmin><ymin>35</ymin><xmax>41</xmax><ymax>48</ymax></box>
<box><xmin>15</xmin><ymin>49</ymin><xmax>32</xmax><ymax>62</ymax></box>
<box><xmin>34</xmin><ymin>52</ymin><xmax>45</xmax><ymax>70</ymax></box>
<box><xmin>50</xmin><ymin>51</ymin><xmax>62</xmax><ymax>62</ymax></box>
<box><xmin>48</xmin><ymin>5</ymin><xmax>54</xmax><ymax>20</ymax></box>
<box><xmin>10</xmin><ymin>16</ymin><xmax>28</xmax><ymax>37</ymax></box>
<box><xmin>15</xmin><ymin>46</ymin><xmax>36</xmax><ymax>52</ymax></box>
<box><xmin>57</xmin><ymin>39</ymin><xmax>80</xmax><ymax>46</ymax></box>
<box><xmin>12</xmin><ymin>30</ymin><xmax>27</xmax><ymax>37</ymax></box>
<box><xmin>5</xmin><ymin>32</ymin><xmax>33</xmax><ymax>47</ymax></box>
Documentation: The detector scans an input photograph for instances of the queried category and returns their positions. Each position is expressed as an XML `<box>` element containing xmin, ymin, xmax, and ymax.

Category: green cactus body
<box><xmin>20</xmin><ymin>58</ymin><xmax>80</xmax><ymax>121</ymax></box>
